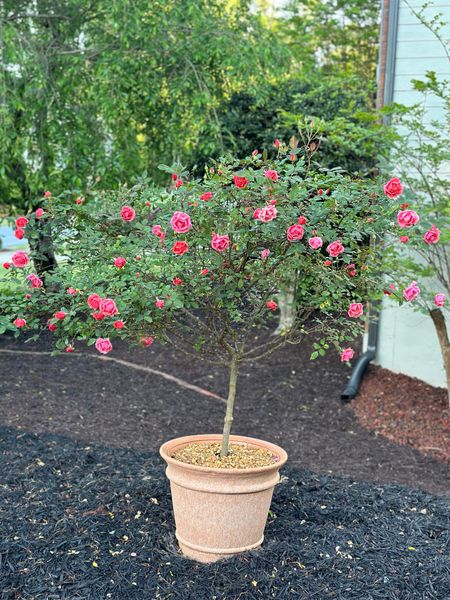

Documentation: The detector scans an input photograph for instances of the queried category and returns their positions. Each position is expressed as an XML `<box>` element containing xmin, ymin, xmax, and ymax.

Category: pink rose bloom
<box><xmin>403</xmin><ymin>281</ymin><xmax>420</xmax><ymax>302</ymax></box>
<box><xmin>26</xmin><ymin>273</ymin><xmax>43</xmax><ymax>288</ymax></box>
<box><xmin>3</xmin><ymin>262</ymin><xmax>11</xmax><ymax>269</ymax></box>
<box><xmin>11</xmin><ymin>251</ymin><xmax>29</xmax><ymax>268</ymax></box>
<box><xmin>172</xmin><ymin>240</ymin><xmax>189</xmax><ymax>255</ymax></box>
<box><xmin>211</xmin><ymin>233</ymin><xmax>230</xmax><ymax>252</ymax></box>
<box><xmin>87</xmin><ymin>293</ymin><xmax>101</xmax><ymax>310</ymax></box>
<box><xmin>35</xmin><ymin>208</ymin><xmax>44</xmax><ymax>219</ymax></box>
<box><xmin>253</xmin><ymin>208</ymin><xmax>262</xmax><ymax>220</ymax></box>
<box><xmin>434</xmin><ymin>293</ymin><xmax>445</xmax><ymax>307</ymax></box>
<box><xmin>114</xmin><ymin>320</ymin><xmax>125</xmax><ymax>329</ymax></box>
<box><xmin>67</xmin><ymin>287</ymin><xmax>77</xmax><ymax>295</ymax></box>
<box><xmin>95</xmin><ymin>338</ymin><xmax>113</xmax><ymax>355</ymax></box>
<box><xmin>266</xmin><ymin>300</ymin><xmax>278</xmax><ymax>311</ymax></box>
<box><xmin>200</xmin><ymin>192</ymin><xmax>213</xmax><ymax>201</ymax></box>
<box><xmin>273</xmin><ymin>139</ymin><xmax>281</xmax><ymax>149</ymax></box>
<box><xmin>114</xmin><ymin>257</ymin><xmax>127</xmax><ymax>268</ymax></box>
<box><xmin>14</xmin><ymin>318</ymin><xmax>26</xmax><ymax>328</ymax></box>
<box><xmin>174</xmin><ymin>179</ymin><xmax>183</xmax><ymax>188</ymax></box>
<box><xmin>15</xmin><ymin>216</ymin><xmax>29</xmax><ymax>228</ymax></box>
<box><xmin>233</xmin><ymin>175</ymin><xmax>248</xmax><ymax>189</ymax></box>
<box><xmin>44</xmin><ymin>191</ymin><xmax>51</xmax><ymax>198</ymax></box>
<box><xmin>201</xmin><ymin>268</ymin><xmax>209</xmax><ymax>275</ymax></box>
<box><xmin>170</xmin><ymin>211</ymin><xmax>192</xmax><ymax>234</ymax></box>
<box><xmin>341</xmin><ymin>348</ymin><xmax>354</xmax><ymax>362</ymax></box>
<box><xmin>92</xmin><ymin>312</ymin><xmax>105</xmax><ymax>321</ymax></box>
<box><xmin>264</xmin><ymin>169</ymin><xmax>279</xmax><ymax>182</ymax></box>
<box><xmin>397</xmin><ymin>209</ymin><xmax>419</xmax><ymax>228</ymax></box>
<box><xmin>298</xmin><ymin>216</ymin><xmax>307</xmax><ymax>225</ymax></box>
<box><xmin>155</xmin><ymin>299</ymin><xmax>165</xmax><ymax>309</ymax></box>
<box><xmin>54</xmin><ymin>311</ymin><xmax>66</xmax><ymax>320</ymax></box>
<box><xmin>99</xmin><ymin>298</ymin><xmax>118</xmax><ymax>316</ymax></box>
<box><xmin>173</xmin><ymin>277</ymin><xmax>183</xmax><ymax>286</ymax></box>
<box><xmin>48</xmin><ymin>322</ymin><xmax>56</xmax><ymax>332</ymax></box>
<box><xmin>399</xmin><ymin>235</ymin><xmax>409</xmax><ymax>243</ymax></box>
<box><xmin>326</xmin><ymin>240</ymin><xmax>345</xmax><ymax>257</ymax></box>
<box><xmin>348</xmin><ymin>302</ymin><xmax>364</xmax><ymax>318</ymax></box>
<box><xmin>120</xmin><ymin>205</ymin><xmax>136</xmax><ymax>222</ymax></box>
<box><xmin>308</xmin><ymin>236</ymin><xmax>323</xmax><ymax>250</ymax></box>
<box><xmin>287</xmin><ymin>224</ymin><xmax>304</xmax><ymax>242</ymax></box>
<box><xmin>423</xmin><ymin>225</ymin><xmax>440</xmax><ymax>244</ymax></box>
<box><xmin>65</xmin><ymin>345</ymin><xmax>75</xmax><ymax>353</ymax></box>
<box><xmin>261</xmin><ymin>249</ymin><xmax>270</xmax><ymax>260</ymax></box>
<box><xmin>142</xmin><ymin>336</ymin><xmax>154</xmax><ymax>347</ymax></box>
<box><xmin>14</xmin><ymin>228</ymin><xmax>25</xmax><ymax>240</ymax></box>
<box><xmin>383</xmin><ymin>177</ymin><xmax>404</xmax><ymax>198</ymax></box>
<box><xmin>152</xmin><ymin>225</ymin><xmax>166</xmax><ymax>240</ymax></box>
<box><xmin>258</xmin><ymin>205</ymin><xmax>278</xmax><ymax>223</ymax></box>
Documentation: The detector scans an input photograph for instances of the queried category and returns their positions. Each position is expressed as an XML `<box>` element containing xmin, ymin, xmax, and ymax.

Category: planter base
<box><xmin>160</xmin><ymin>434</ymin><xmax>288</xmax><ymax>563</ymax></box>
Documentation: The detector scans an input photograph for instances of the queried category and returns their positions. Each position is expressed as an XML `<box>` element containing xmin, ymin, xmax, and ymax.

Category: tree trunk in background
<box><xmin>429</xmin><ymin>308</ymin><xmax>450</xmax><ymax>407</ymax></box>
<box><xmin>275</xmin><ymin>283</ymin><xmax>296</xmax><ymax>335</ymax></box>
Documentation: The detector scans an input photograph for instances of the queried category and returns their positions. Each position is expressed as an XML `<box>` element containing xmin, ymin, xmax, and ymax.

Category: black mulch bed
<box><xmin>1</xmin><ymin>332</ymin><xmax>449</xmax><ymax>497</ymax></box>
<box><xmin>1</xmin><ymin>427</ymin><xmax>449</xmax><ymax>600</ymax></box>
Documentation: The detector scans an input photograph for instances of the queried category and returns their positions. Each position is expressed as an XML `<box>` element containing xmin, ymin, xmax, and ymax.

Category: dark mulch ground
<box><xmin>0</xmin><ymin>332</ymin><xmax>449</xmax><ymax>497</ymax></box>
<box><xmin>1</xmin><ymin>427</ymin><xmax>449</xmax><ymax>600</ymax></box>
<box><xmin>353</xmin><ymin>366</ymin><xmax>449</xmax><ymax>463</ymax></box>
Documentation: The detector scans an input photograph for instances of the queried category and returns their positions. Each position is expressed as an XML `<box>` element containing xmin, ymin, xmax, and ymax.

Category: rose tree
<box><xmin>1</xmin><ymin>152</ymin><xmax>400</xmax><ymax>455</ymax></box>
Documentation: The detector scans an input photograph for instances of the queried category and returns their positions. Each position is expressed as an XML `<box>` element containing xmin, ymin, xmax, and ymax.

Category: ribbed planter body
<box><xmin>159</xmin><ymin>433</ymin><xmax>288</xmax><ymax>563</ymax></box>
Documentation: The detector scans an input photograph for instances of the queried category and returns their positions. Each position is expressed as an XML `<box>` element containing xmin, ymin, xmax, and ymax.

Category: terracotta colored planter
<box><xmin>159</xmin><ymin>433</ymin><xmax>288</xmax><ymax>563</ymax></box>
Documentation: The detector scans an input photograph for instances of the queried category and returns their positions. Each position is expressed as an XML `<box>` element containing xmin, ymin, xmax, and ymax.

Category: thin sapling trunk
<box><xmin>429</xmin><ymin>308</ymin><xmax>450</xmax><ymax>407</ymax></box>
<box><xmin>221</xmin><ymin>355</ymin><xmax>239</xmax><ymax>456</ymax></box>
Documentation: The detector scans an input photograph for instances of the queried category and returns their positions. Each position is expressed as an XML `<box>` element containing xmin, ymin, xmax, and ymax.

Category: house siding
<box><xmin>375</xmin><ymin>0</ymin><xmax>450</xmax><ymax>388</ymax></box>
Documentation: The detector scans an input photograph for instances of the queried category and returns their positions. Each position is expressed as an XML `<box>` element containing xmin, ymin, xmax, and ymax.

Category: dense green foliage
<box><xmin>1</xmin><ymin>0</ymin><xmax>381</xmax><ymax>216</ymax></box>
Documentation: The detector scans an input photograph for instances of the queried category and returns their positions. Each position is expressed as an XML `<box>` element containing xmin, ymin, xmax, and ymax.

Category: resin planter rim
<box><xmin>159</xmin><ymin>433</ymin><xmax>288</xmax><ymax>476</ymax></box>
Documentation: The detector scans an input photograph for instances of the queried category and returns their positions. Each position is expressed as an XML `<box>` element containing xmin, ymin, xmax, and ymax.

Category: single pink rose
<box><xmin>14</xmin><ymin>318</ymin><xmax>26</xmax><ymax>328</ymax></box>
<box><xmin>384</xmin><ymin>177</ymin><xmax>404</xmax><ymax>198</ymax></box>
<box><xmin>155</xmin><ymin>299</ymin><xmax>165</xmax><ymax>309</ymax></box>
<box><xmin>200</xmin><ymin>268</ymin><xmax>209</xmax><ymax>275</ymax></box>
<box><xmin>142</xmin><ymin>336</ymin><xmax>154</xmax><ymax>347</ymax></box>
<box><xmin>114</xmin><ymin>257</ymin><xmax>127</xmax><ymax>268</ymax></box>
<box><xmin>298</xmin><ymin>216</ymin><xmax>307</xmax><ymax>225</ymax></box>
<box><xmin>35</xmin><ymin>208</ymin><xmax>44</xmax><ymax>219</ymax></box>
<box><xmin>200</xmin><ymin>192</ymin><xmax>213</xmax><ymax>201</ymax></box>
<box><xmin>308</xmin><ymin>236</ymin><xmax>323</xmax><ymax>250</ymax></box>
<box><xmin>266</xmin><ymin>300</ymin><xmax>278</xmax><ymax>311</ymax></box>
<box><xmin>3</xmin><ymin>262</ymin><xmax>11</xmax><ymax>269</ymax></box>
<box><xmin>172</xmin><ymin>240</ymin><xmax>189</xmax><ymax>255</ymax></box>
<box><xmin>15</xmin><ymin>216</ymin><xmax>29</xmax><ymax>228</ymax></box>
<box><xmin>400</xmin><ymin>235</ymin><xmax>409</xmax><ymax>243</ymax></box>
<box><xmin>253</xmin><ymin>208</ymin><xmax>262</xmax><ymax>220</ymax></box>
<box><xmin>152</xmin><ymin>225</ymin><xmax>166</xmax><ymax>240</ymax></box>
<box><xmin>44</xmin><ymin>191</ymin><xmax>51</xmax><ymax>198</ymax></box>
<box><xmin>233</xmin><ymin>175</ymin><xmax>248</xmax><ymax>189</ymax></box>
<box><xmin>258</xmin><ymin>205</ymin><xmax>278</xmax><ymax>223</ymax></box>
<box><xmin>65</xmin><ymin>345</ymin><xmax>75</xmax><ymax>353</ymax></box>
<box><xmin>434</xmin><ymin>293</ymin><xmax>445</xmax><ymax>307</ymax></box>
<box><xmin>174</xmin><ymin>179</ymin><xmax>183</xmax><ymax>188</ymax></box>
<box><xmin>397</xmin><ymin>209</ymin><xmax>419</xmax><ymax>228</ymax></box>
<box><xmin>114</xmin><ymin>320</ymin><xmax>125</xmax><ymax>329</ymax></box>
<box><xmin>264</xmin><ymin>169</ymin><xmax>278</xmax><ymax>182</ymax></box>
<box><xmin>99</xmin><ymin>298</ymin><xmax>118</xmax><ymax>316</ymax></box>
<box><xmin>95</xmin><ymin>338</ymin><xmax>113</xmax><ymax>354</ymax></box>
<box><xmin>423</xmin><ymin>225</ymin><xmax>440</xmax><ymax>244</ymax></box>
<box><xmin>261</xmin><ymin>249</ymin><xmax>270</xmax><ymax>259</ymax></box>
<box><xmin>14</xmin><ymin>228</ymin><xmax>25</xmax><ymax>240</ymax></box>
<box><xmin>92</xmin><ymin>312</ymin><xmax>105</xmax><ymax>321</ymax></box>
<box><xmin>54</xmin><ymin>311</ymin><xmax>66</xmax><ymax>320</ymax></box>
<box><xmin>48</xmin><ymin>322</ymin><xmax>56</xmax><ymax>332</ymax></box>
<box><xmin>170</xmin><ymin>211</ymin><xmax>192</xmax><ymax>234</ymax></box>
<box><xmin>87</xmin><ymin>293</ymin><xmax>101</xmax><ymax>310</ymax></box>
<box><xmin>26</xmin><ymin>273</ymin><xmax>43</xmax><ymax>288</ymax></box>
<box><xmin>67</xmin><ymin>287</ymin><xmax>77</xmax><ymax>295</ymax></box>
<box><xmin>273</xmin><ymin>139</ymin><xmax>281</xmax><ymax>149</ymax></box>
<box><xmin>287</xmin><ymin>224</ymin><xmax>304</xmax><ymax>242</ymax></box>
<box><xmin>11</xmin><ymin>251</ymin><xmax>29</xmax><ymax>268</ymax></box>
<box><xmin>341</xmin><ymin>348</ymin><xmax>354</xmax><ymax>362</ymax></box>
<box><xmin>173</xmin><ymin>277</ymin><xmax>183</xmax><ymax>286</ymax></box>
<box><xmin>120</xmin><ymin>205</ymin><xmax>136</xmax><ymax>222</ymax></box>
<box><xmin>211</xmin><ymin>233</ymin><xmax>230</xmax><ymax>252</ymax></box>
<box><xmin>326</xmin><ymin>240</ymin><xmax>345</xmax><ymax>257</ymax></box>
<box><xmin>403</xmin><ymin>281</ymin><xmax>420</xmax><ymax>302</ymax></box>
<box><xmin>348</xmin><ymin>302</ymin><xmax>364</xmax><ymax>318</ymax></box>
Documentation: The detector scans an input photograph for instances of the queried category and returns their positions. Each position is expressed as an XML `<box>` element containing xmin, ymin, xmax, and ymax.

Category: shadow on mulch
<box><xmin>0</xmin><ymin>332</ymin><xmax>449</xmax><ymax>497</ymax></box>
<box><xmin>353</xmin><ymin>365</ymin><xmax>449</xmax><ymax>463</ymax></box>
<box><xmin>0</xmin><ymin>427</ymin><xmax>449</xmax><ymax>600</ymax></box>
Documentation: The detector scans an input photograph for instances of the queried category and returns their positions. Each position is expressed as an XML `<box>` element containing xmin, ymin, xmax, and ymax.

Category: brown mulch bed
<box><xmin>1</xmin><ymin>331</ymin><xmax>449</xmax><ymax>497</ymax></box>
<box><xmin>353</xmin><ymin>365</ymin><xmax>449</xmax><ymax>463</ymax></box>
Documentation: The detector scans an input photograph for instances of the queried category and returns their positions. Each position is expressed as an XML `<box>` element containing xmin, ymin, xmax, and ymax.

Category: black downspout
<box><xmin>341</xmin><ymin>0</ymin><xmax>399</xmax><ymax>402</ymax></box>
